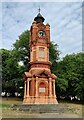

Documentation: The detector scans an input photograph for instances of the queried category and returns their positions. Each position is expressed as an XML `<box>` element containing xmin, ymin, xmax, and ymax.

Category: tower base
<box><xmin>23</xmin><ymin>96</ymin><xmax>58</xmax><ymax>104</ymax></box>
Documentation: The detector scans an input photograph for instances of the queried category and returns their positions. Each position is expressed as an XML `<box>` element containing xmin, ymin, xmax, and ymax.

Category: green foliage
<box><xmin>56</xmin><ymin>53</ymin><xmax>84</xmax><ymax>101</ymax></box>
<box><xmin>13</xmin><ymin>30</ymin><xmax>30</xmax><ymax>66</ymax></box>
<box><xmin>56</xmin><ymin>76</ymin><xmax>68</xmax><ymax>92</ymax></box>
<box><xmin>1</xmin><ymin>49</ymin><xmax>24</xmax><ymax>96</ymax></box>
<box><xmin>49</xmin><ymin>42</ymin><xmax>60</xmax><ymax>74</ymax></box>
<box><xmin>49</xmin><ymin>41</ymin><xmax>60</xmax><ymax>62</ymax></box>
<box><xmin>0</xmin><ymin>49</ymin><xmax>10</xmax><ymax>90</ymax></box>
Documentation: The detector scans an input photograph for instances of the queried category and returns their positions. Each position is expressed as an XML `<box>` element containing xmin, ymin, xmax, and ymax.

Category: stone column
<box><xmin>27</xmin><ymin>78</ymin><xmax>29</xmax><ymax>97</ymax></box>
<box><xmin>36</xmin><ymin>77</ymin><xmax>38</xmax><ymax>97</ymax></box>
<box><xmin>33</xmin><ymin>77</ymin><xmax>35</xmax><ymax>96</ymax></box>
<box><xmin>49</xmin><ymin>78</ymin><xmax>52</xmax><ymax>96</ymax></box>
<box><xmin>24</xmin><ymin>81</ymin><xmax>27</xmax><ymax>98</ymax></box>
<box><xmin>53</xmin><ymin>80</ymin><xmax>56</xmax><ymax>97</ymax></box>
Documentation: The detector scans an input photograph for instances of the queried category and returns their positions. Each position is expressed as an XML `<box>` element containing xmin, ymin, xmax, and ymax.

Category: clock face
<box><xmin>38</xmin><ymin>30</ymin><xmax>45</xmax><ymax>37</ymax></box>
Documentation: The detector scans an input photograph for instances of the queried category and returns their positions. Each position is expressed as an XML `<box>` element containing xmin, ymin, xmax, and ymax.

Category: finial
<box><xmin>38</xmin><ymin>6</ymin><xmax>41</xmax><ymax>13</ymax></box>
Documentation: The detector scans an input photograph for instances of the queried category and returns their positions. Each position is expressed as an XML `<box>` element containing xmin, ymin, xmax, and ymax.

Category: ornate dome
<box><xmin>34</xmin><ymin>13</ymin><xmax>45</xmax><ymax>23</ymax></box>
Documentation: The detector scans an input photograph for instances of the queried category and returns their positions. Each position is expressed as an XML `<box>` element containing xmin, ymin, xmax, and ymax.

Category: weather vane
<box><xmin>38</xmin><ymin>6</ymin><xmax>41</xmax><ymax>13</ymax></box>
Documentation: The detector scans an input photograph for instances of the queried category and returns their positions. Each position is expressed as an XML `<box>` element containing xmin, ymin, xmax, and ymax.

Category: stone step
<box><xmin>12</xmin><ymin>103</ymin><xmax>71</xmax><ymax>113</ymax></box>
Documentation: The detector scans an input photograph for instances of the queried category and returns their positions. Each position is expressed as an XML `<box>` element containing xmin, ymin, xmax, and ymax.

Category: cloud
<box><xmin>0</xmin><ymin>3</ymin><xmax>2</xmax><ymax>48</ymax></box>
<box><xmin>1</xmin><ymin>0</ymin><xmax>83</xmax><ymax>2</ymax></box>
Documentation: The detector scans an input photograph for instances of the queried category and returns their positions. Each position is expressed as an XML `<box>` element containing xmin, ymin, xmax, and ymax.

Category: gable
<box><xmin>40</xmin><ymin>72</ymin><xmax>49</xmax><ymax>78</ymax></box>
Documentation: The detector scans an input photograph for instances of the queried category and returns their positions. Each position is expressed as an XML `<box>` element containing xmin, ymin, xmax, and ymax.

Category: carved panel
<box><xmin>39</xmin><ymin>88</ymin><xmax>45</xmax><ymax>93</ymax></box>
<box><xmin>39</xmin><ymin>47</ymin><xmax>45</xmax><ymax>58</ymax></box>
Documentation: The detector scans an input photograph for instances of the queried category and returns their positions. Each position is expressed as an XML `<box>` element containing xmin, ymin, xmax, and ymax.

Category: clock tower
<box><xmin>23</xmin><ymin>11</ymin><xmax>58</xmax><ymax>104</ymax></box>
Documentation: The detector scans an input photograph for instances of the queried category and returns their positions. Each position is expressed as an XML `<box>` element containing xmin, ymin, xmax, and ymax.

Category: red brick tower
<box><xmin>23</xmin><ymin>11</ymin><xmax>58</xmax><ymax>104</ymax></box>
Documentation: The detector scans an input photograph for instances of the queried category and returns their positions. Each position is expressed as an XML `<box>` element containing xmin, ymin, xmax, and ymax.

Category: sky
<box><xmin>0</xmin><ymin>1</ymin><xmax>82</xmax><ymax>58</ymax></box>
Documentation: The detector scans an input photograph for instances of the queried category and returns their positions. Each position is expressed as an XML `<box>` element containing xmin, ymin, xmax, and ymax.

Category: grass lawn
<box><xmin>1</xmin><ymin>97</ymin><xmax>22</xmax><ymax>108</ymax></box>
<box><xmin>0</xmin><ymin>97</ymin><xmax>83</xmax><ymax>118</ymax></box>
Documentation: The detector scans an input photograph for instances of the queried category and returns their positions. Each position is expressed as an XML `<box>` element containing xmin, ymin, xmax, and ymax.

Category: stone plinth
<box><xmin>23</xmin><ymin>96</ymin><xmax>58</xmax><ymax>104</ymax></box>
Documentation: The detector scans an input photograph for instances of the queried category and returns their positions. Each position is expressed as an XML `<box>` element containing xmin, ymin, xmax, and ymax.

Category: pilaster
<box><xmin>27</xmin><ymin>78</ymin><xmax>29</xmax><ymax>97</ymax></box>
<box><xmin>49</xmin><ymin>78</ymin><xmax>52</xmax><ymax>97</ymax></box>
<box><xmin>24</xmin><ymin>81</ymin><xmax>27</xmax><ymax>98</ymax></box>
<box><xmin>53</xmin><ymin>80</ymin><xmax>56</xmax><ymax>97</ymax></box>
<box><xmin>35</xmin><ymin>77</ymin><xmax>38</xmax><ymax>97</ymax></box>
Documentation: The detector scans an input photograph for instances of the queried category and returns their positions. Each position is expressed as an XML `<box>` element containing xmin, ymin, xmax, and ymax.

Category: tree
<box><xmin>49</xmin><ymin>41</ymin><xmax>60</xmax><ymax>74</ymax></box>
<box><xmin>56</xmin><ymin>53</ymin><xmax>84</xmax><ymax>101</ymax></box>
<box><xmin>13</xmin><ymin>30</ymin><xmax>30</xmax><ymax>67</ymax></box>
<box><xmin>0</xmin><ymin>49</ymin><xmax>10</xmax><ymax>93</ymax></box>
<box><xmin>1</xmin><ymin>49</ymin><xmax>20</xmax><ymax>96</ymax></box>
<box><xmin>1</xmin><ymin>49</ymin><xmax>10</xmax><ymax>74</ymax></box>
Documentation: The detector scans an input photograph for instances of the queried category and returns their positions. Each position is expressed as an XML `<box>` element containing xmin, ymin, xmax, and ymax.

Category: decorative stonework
<box><xmin>23</xmin><ymin>12</ymin><xmax>58</xmax><ymax>104</ymax></box>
